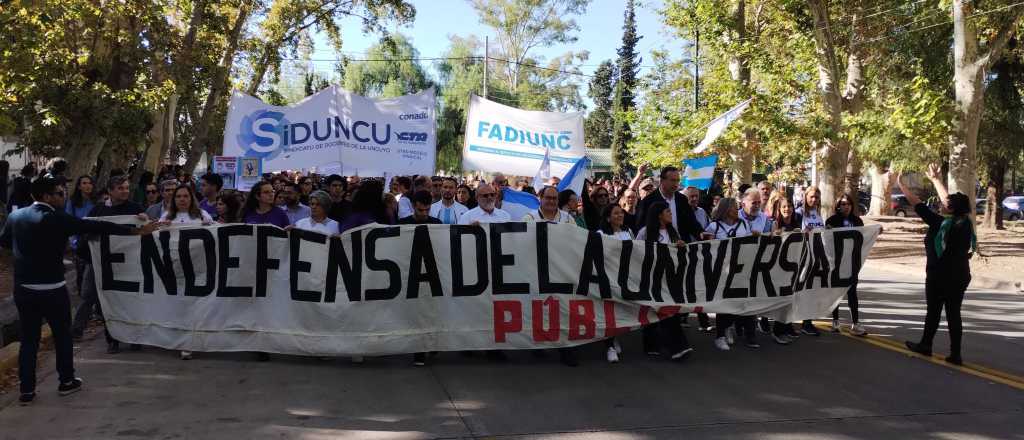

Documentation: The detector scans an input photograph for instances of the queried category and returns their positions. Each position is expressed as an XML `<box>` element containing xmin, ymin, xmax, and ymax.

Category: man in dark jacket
<box><xmin>634</xmin><ymin>166</ymin><xmax>704</xmax><ymax>242</ymax></box>
<box><xmin>73</xmin><ymin>175</ymin><xmax>147</xmax><ymax>352</ymax></box>
<box><xmin>0</xmin><ymin>177</ymin><xmax>159</xmax><ymax>405</ymax></box>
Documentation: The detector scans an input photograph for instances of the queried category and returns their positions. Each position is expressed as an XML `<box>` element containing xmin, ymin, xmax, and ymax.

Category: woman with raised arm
<box><xmin>899</xmin><ymin>164</ymin><xmax>975</xmax><ymax>365</ymax></box>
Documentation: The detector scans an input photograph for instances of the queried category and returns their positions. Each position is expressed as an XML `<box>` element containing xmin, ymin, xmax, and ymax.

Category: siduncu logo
<box><xmin>237</xmin><ymin>109</ymin><xmax>289</xmax><ymax>160</ymax></box>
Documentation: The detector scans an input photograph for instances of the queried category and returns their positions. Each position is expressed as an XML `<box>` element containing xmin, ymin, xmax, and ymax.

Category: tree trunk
<box><xmin>843</xmin><ymin>150</ymin><xmax>862</xmax><ymax>200</ymax></box>
<box><xmin>867</xmin><ymin>163</ymin><xmax>894</xmax><ymax>216</ymax></box>
<box><xmin>184</xmin><ymin>3</ymin><xmax>251</xmax><ymax>173</ymax></box>
<box><xmin>728</xmin><ymin>137</ymin><xmax>754</xmax><ymax>196</ymax></box>
<box><xmin>726</xmin><ymin>0</ymin><xmax>753</xmax><ymax>194</ymax></box>
<box><xmin>63</xmin><ymin>138</ymin><xmax>106</xmax><ymax>183</ymax></box>
<box><xmin>984</xmin><ymin>161</ymin><xmax>1006</xmax><ymax>229</ymax></box>
<box><xmin>246</xmin><ymin>44</ymin><xmax>276</xmax><ymax>96</ymax></box>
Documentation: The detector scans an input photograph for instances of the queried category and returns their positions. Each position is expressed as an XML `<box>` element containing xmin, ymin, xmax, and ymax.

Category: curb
<box><xmin>0</xmin><ymin>327</ymin><xmax>51</xmax><ymax>380</ymax></box>
<box><xmin>864</xmin><ymin>260</ymin><xmax>1021</xmax><ymax>293</ymax></box>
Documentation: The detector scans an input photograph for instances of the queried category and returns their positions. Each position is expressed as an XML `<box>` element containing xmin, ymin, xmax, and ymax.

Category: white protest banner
<box><xmin>462</xmin><ymin>95</ymin><xmax>585</xmax><ymax>176</ymax></box>
<box><xmin>223</xmin><ymin>86</ymin><xmax>436</xmax><ymax>177</ymax></box>
<box><xmin>90</xmin><ymin>222</ymin><xmax>880</xmax><ymax>356</ymax></box>
<box><xmin>212</xmin><ymin>156</ymin><xmax>238</xmax><ymax>189</ymax></box>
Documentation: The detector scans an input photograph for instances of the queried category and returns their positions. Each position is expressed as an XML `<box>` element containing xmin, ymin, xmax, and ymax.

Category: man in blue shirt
<box><xmin>0</xmin><ymin>177</ymin><xmax>159</xmax><ymax>405</ymax></box>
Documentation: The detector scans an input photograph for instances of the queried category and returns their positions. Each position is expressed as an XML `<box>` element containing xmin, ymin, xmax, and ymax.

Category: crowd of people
<box><xmin>1</xmin><ymin>158</ymin><xmax>976</xmax><ymax>406</ymax></box>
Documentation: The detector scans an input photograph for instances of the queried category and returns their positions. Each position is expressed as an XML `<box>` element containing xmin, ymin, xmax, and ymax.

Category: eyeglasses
<box><xmin>478</xmin><ymin>193</ymin><xmax>496</xmax><ymax>198</ymax></box>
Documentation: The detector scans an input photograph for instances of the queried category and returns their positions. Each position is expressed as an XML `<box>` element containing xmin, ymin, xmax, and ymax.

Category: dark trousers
<box><xmin>919</xmin><ymin>276</ymin><xmax>969</xmax><ymax>357</ymax></box>
<box><xmin>14</xmin><ymin>285</ymin><xmax>76</xmax><ymax>394</ymax></box>
<box><xmin>71</xmin><ymin>263</ymin><xmax>115</xmax><ymax>343</ymax></box>
<box><xmin>716</xmin><ymin>314</ymin><xmax>756</xmax><ymax>340</ymax></box>
<box><xmin>642</xmin><ymin>315</ymin><xmax>689</xmax><ymax>355</ymax></box>
<box><xmin>681</xmin><ymin>312</ymin><xmax>710</xmax><ymax>328</ymax></box>
<box><xmin>832</xmin><ymin>281</ymin><xmax>860</xmax><ymax>322</ymax></box>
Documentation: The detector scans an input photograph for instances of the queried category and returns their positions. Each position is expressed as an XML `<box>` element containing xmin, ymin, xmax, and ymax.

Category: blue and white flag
<box><xmin>532</xmin><ymin>148</ymin><xmax>551</xmax><ymax>190</ymax></box>
<box><xmin>556</xmin><ymin>156</ymin><xmax>591</xmax><ymax>196</ymax></box>
<box><xmin>501</xmin><ymin>187</ymin><xmax>540</xmax><ymax>220</ymax></box>
<box><xmin>681</xmin><ymin>155</ymin><xmax>718</xmax><ymax>190</ymax></box>
<box><xmin>693</xmin><ymin>99</ymin><xmax>751</xmax><ymax>153</ymax></box>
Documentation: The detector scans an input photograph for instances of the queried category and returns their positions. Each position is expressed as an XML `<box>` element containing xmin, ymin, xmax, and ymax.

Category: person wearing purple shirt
<box><xmin>199</xmin><ymin>173</ymin><xmax>223</xmax><ymax>218</ymax></box>
<box><xmin>339</xmin><ymin>179</ymin><xmax>389</xmax><ymax>233</ymax></box>
<box><xmin>243</xmin><ymin>181</ymin><xmax>290</xmax><ymax>228</ymax></box>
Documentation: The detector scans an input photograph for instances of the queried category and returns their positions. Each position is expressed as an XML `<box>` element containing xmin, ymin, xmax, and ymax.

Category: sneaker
<box><xmin>725</xmin><ymin>327</ymin><xmax>736</xmax><ymax>345</ymax></box>
<box><xmin>18</xmin><ymin>392</ymin><xmax>35</xmax><ymax>406</ymax></box>
<box><xmin>606</xmin><ymin>347</ymin><xmax>620</xmax><ymax>363</ymax></box>
<box><xmin>351</xmin><ymin>356</ymin><xmax>365</xmax><ymax>364</ymax></box>
<box><xmin>757</xmin><ymin>317</ymin><xmax>771</xmax><ymax>334</ymax></box>
<box><xmin>58</xmin><ymin>378</ymin><xmax>83</xmax><ymax>396</ymax></box>
<box><xmin>180</xmin><ymin>351</ymin><xmax>193</xmax><ymax>360</ymax></box>
<box><xmin>849</xmin><ymin>323</ymin><xmax>868</xmax><ymax>336</ymax></box>
<box><xmin>412</xmin><ymin>353</ymin><xmax>427</xmax><ymax>366</ymax></box>
<box><xmin>106</xmin><ymin>342</ymin><xmax>120</xmax><ymax>354</ymax></box>
<box><xmin>670</xmin><ymin>347</ymin><xmax>694</xmax><ymax>362</ymax></box>
<box><xmin>784</xmin><ymin>325</ymin><xmax>801</xmax><ymax>339</ymax></box>
<box><xmin>801</xmin><ymin>323</ymin><xmax>821</xmax><ymax>336</ymax></box>
<box><xmin>612</xmin><ymin>339</ymin><xmax>623</xmax><ymax>355</ymax></box>
<box><xmin>772</xmin><ymin>334</ymin><xmax>791</xmax><ymax>345</ymax></box>
<box><xmin>831</xmin><ymin>319</ymin><xmax>841</xmax><ymax>333</ymax></box>
<box><xmin>745</xmin><ymin>339</ymin><xmax>761</xmax><ymax>349</ymax></box>
<box><xmin>714</xmin><ymin>337</ymin><xmax>731</xmax><ymax>351</ymax></box>
<box><xmin>905</xmin><ymin>341</ymin><xmax>933</xmax><ymax>356</ymax></box>
<box><xmin>699</xmin><ymin>326</ymin><xmax>715</xmax><ymax>333</ymax></box>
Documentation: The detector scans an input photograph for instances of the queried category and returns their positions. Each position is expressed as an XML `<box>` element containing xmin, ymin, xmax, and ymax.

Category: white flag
<box><xmin>693</xmin><ymin>99</ymin><xmax>752</xmax><ymax>153</ymax></box>
<box><xmin>532</xmin><ymin>148</ymin><xmax>551</xmax><ymax>190</ymax></box>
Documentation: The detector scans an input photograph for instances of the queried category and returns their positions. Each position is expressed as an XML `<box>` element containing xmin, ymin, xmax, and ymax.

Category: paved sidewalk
<box><xmin>2</xmin><ymin>267</ymin><xmax>1023</xmax><ymax>439</ymax></box>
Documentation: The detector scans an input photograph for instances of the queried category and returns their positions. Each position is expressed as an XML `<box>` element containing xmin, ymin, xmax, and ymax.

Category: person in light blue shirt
<box><xmin>738</xmin><ymin>187</ymin><xmax>772</xmax><ymax>234</ymax></box>
<box><xmin>65</xmin><ymin>175</ymin><xmax>96</xmax><ymax>297</ymax></box>
<box><xmin>429</xmin><ymin>177</ymin><xmax>468</xmax><ymax>224</ymax></box>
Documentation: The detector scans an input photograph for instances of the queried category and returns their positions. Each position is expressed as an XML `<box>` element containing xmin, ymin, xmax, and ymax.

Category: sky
<box><xmin>305</xmin><ymin>0</ymin><xmax>683</xmax><ymax>110</ymax></box>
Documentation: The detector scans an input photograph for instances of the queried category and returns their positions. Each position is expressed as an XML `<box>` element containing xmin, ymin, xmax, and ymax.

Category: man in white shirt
<box><xmin>393</xmin><ymin>176</ymin><xmax>414</xmax><ymax>219</ymax></box>
<box><xmin>430</xmin><ymin>177</ymin><xmax>468</xmax><ymax>224</ymax></box>
<box><xmin>738</xmin><ymin>187</ymin><xmax>772</xmax><ymax>234</ymax></box>
<box><xmin>458</xmin><ymin>183</ymin><xmax>511</xmax><ymax>225</ymax></box>
<box><xmin>522</xmin><ymin>186</ymin><xmax>573</xmax><ymax>224</ymax></box>
<box><xmin>684</xmin><ymin>186</ymin><xmax>709</xmax><ymax>229</ymax></box>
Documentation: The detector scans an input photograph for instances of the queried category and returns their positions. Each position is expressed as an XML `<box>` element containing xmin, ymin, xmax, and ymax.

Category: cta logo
<box><xmin>397</xmin><ymin>131</ymin><xmax>429</xmax><ymax>143</ymax></box>
<box><xmin>237</xmin><ymin>109</ymin><xmax>288</xmax><ymax>159</ymax></box>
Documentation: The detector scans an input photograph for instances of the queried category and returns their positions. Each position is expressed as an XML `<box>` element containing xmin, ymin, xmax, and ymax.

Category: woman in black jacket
<box><xmin>899</xmin><ymin>165</ymin><xmax>975</xmax><ymax>365</ymax></box>
<box><xmin>825</xmin><ymin>193</ymin><xmax>867</xmax><ymax>336</ymax></box>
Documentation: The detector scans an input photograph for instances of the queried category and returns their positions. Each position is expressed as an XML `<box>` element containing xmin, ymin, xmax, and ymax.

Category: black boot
<box><xmin>905</xmin><ymin>341</ymin><xmax>932</xmax><ymax>356</ymax></box>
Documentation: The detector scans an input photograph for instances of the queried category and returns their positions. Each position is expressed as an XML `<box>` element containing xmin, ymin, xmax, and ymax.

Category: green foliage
<box><xmin>585</xmin><ymin>60</ymin><xmax>616</xmax><ymax>150</ymax></box>
<box><xmin>610</xmin><ymin>0</ymin><xmax>641</xmax><ymax>176</ymax></box>
<box><xmin>343</xmin><ymin>34</ymin><xmax>433</xmax><ymax>98</ymax></box>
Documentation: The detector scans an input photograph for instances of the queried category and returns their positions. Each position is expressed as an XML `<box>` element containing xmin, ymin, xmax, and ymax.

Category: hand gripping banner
<box><xmin>89</xmin><ymin>221</ymin><xmax>880</xmax><ymax>355</ymax></box>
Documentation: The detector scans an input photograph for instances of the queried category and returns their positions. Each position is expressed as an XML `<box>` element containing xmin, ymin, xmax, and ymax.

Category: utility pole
<box><xmin>483</xmin><ymin>36</ymin><xmax>489</xmax><ymax>99</ymax></box>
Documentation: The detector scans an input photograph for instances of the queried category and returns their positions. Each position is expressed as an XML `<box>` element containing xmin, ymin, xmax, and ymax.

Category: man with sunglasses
<box><xmin>145</xmin><ymin>179</ymin><xmax>179</xmax><ymax>221</ymax></box>
<box><xmin>458</xmin><ymin>183</ymin><xmax>510</xmax><ymax>225</ymax></box>
<box><xmin>1</xmin><ymin>177</ymin><xmax>160</xmax><ymax>405</ymax></box>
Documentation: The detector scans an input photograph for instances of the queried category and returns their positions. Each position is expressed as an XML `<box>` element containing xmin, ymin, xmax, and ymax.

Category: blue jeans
<box><xmin>14</xmin><ymin>285</ymin><xmax>76</xmax><ymax>393</ymax></box>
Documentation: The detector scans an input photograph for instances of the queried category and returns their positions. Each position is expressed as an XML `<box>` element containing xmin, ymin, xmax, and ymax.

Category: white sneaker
<box><xmin>180</xmin><ymin>351</ymin><xmax>193</xmax><ymax>360</ymax></box>
<box><xmin>714</xmin><ymin>337</ymin><xmax>731</xmax><ymax>351</ymax></box>
<box><xmin>831</xmin><ymin>320</ymin><xmax>841</xmax><ymax>333</ymax></box>
<box><xmin>725</xmin><ymin>327</ymin><xmax>736</xmax><ymax>345</ymax></box>
<box><xmin>606</xmin><ymin>347</ymin><xmax>620</xmax><ymax>363</ymax></box>
<box><xmin>612</xmin><ymin>339</ymin><xmax>623</xmax><ymax>354</ymax></box>
<box><xmin>772</xmin><ymin>334</ymin><xmax>791</xmax><ymax>345</ymax></box>
<box><xmin>351</xmin><ymin>356</ymin><xmax>364</xmax><ymax>364</ymax></box>
<box><xmin>850</xmin><ymin>323</ymin><xmax>868</xmax><ymax>336</ymax></box>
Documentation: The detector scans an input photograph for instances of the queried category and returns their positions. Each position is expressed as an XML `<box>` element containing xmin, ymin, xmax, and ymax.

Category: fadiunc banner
<box><xmin>89</xmin><ymin>220</ymin><xmax>880</xmax><ymax>356</ymax></box>
<box><xmin>462</xmin><ymin>95</ymin><xmax>586</xmax><ymax>176</ymax></box>
<box><xmin>222</xmin><ymin>86</ymin><xmax>436</xmax><ymax>176</ymax></box>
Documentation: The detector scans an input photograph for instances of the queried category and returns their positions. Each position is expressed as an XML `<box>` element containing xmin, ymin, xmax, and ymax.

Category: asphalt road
<box><xmin>2</xmin><ymin>267</ymin><xmax>1023</xmax><ymax>440</ymax></box>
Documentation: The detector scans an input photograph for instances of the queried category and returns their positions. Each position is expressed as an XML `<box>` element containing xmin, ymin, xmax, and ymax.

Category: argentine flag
<box><xmin>532</xmin><ymin>148</ymin><xmax>552</xmax><ymax>190</ymax></box>
<box><xmin>501</xmin><ymin>187</ymin><xmax>541</xmax><ymax>220</ymax></box>
<box><xmin>556</xmin><ymin>156</ymin><xmax>591</xmax><ymax>196</ymax></box>
<box><xmin>693</xmin><ymin>99</ymin><xmax>751</xmax><ymax>153</ymax></box>
<box><xmin>681</xmin><ymin>155</ymin><xmax>718</xmax><ymax>190</ymax></box>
